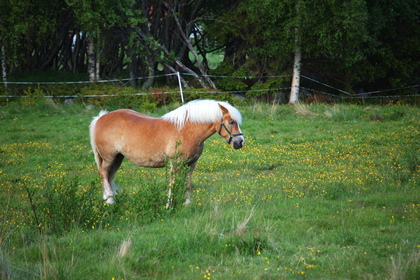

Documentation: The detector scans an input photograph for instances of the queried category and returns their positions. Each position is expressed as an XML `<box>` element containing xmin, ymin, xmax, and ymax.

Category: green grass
<box><xmin>1</xmin><ymin>99</ymin><xmax>419</xmax><ymax>279</ymax></box>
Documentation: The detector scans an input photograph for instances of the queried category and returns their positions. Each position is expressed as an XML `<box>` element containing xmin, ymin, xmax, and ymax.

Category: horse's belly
<box><xmin>124</xmin><ymin>153</ymin><xmax>167</xmax><ymax>168</ymax></box>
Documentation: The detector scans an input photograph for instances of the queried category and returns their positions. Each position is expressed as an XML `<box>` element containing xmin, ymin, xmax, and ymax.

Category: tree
<box><xmin>289</xmin><ymin>34</ymin><xmax>301</xmax><ymax>104</ymax></box>
<box><xmin>210</xmin><ymin>0</ymin><xmax>376</xmax><ymax>101</ymax></box>
<box><xmin>139</xmin><ymin>0</ymin><xmax>220</xmax><ymax>89</ymax></box>
<box><xmin>289</xmin><ymin>0</ymin><xmax>303</xmax><ymax>104</ymax></box>
<box><xmin>1</xmin><ymin>44</ymin><xmax>6</xmax><ymax>91</ymax></box>
<box><xmin>355</xmin><ymin>0</ymin><xmax>420</xmax><ymax>91</ymax></box>
<box><xmin>66</xmin><ymin>0</ymin><xmax>127</xmax><ymax>81</ymax></box>
<box><xmin>0</xmin><ymin>0</ymin><xmax>74</xmax><ymax>72</ymax></box>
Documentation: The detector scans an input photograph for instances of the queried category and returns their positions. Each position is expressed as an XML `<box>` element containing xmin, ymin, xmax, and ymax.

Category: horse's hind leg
<box><xmin>108</xmin><ymin>154</ymin><xmax>124</xmax><ymax>194</ymax></box>
<box><xmin>98</xmin><ymin>162</ymin><xmax>114</xmax><ymax>204</ymax></box>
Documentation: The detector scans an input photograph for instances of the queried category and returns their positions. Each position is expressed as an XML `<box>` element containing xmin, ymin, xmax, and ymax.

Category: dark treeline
<box><xmin>1</xmin><ymin>0</ymin><xmax>419</xmax><ymax>100</ymax></box>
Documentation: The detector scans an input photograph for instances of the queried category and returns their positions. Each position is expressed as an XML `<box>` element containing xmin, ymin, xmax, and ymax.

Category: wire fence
<box><xmin>1</xmin><ymin>72</ymin><xmax>419</xmax><ymax>101</ymax></box>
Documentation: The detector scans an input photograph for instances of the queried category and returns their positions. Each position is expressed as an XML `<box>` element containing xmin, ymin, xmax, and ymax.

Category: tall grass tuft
<box><xmin>165</xmin><ymin>143</ymin><xmax>191</xmax><ymax>210</ymax></box>
<box><xmin>23</xmin><ymin>178</ymin><xmax>103</xmax><ymax>235</ymax></box>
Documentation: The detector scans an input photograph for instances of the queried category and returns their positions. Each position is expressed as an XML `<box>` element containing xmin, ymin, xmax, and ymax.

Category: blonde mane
<box><xmin>162</xmin><ymin>99</ymin><xmax>242</xmax><ymax>130</ymax></box>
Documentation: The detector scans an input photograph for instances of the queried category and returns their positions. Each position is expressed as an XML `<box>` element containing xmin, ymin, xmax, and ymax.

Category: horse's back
<box><xmin>95</xmin><ymin>109</ymin><xmax>160</xmax><ymax>129</ymax></box>
<box><xmin>106</xmin><ymin>108</ymin><xmax>155</xmax><ymax>121</ymax></box>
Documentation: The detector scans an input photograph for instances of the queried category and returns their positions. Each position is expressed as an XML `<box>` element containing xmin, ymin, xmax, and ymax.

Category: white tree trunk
<box><xmin>95</xmin><ymin>59</ymin><xmax>100</xmax><ymax>81</ymax></box>
<box><xmin>88</xmin><ymin>38</ymin><xmax>100</xmax><ymax>81</ymax></box>
<box><xmin>87</xmin><ymin>40</ymin><xmax>95</xmax><ymax>81</ymax></box>
<box><xmin>289</xmin><ymin>34</ymin><xmax>301</xmax><ymax>104</ymax></box>
<box><xmin>1</xmin><ymin>44</ymin><xmax>7</xmax><ymax>92</ymax></box>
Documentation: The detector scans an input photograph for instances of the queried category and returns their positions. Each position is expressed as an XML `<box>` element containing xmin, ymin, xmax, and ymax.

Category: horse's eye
<box><xmin>228</xmin><ymin>120</ymin><xmax>235</xmax><ymax>125</ymax></box>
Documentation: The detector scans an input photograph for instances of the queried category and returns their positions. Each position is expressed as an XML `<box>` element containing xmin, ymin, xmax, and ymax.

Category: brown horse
<box><xmin>89</xmin><ymin>99</ymin><xmax>244</xmax><ymax>205</ymax></box>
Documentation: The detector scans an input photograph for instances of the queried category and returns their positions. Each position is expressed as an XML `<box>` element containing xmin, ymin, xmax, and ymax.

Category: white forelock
<box><xmin>161</xmin><ymin>99</ymin><xmax>242</xmax><ymax>130</ymax></box>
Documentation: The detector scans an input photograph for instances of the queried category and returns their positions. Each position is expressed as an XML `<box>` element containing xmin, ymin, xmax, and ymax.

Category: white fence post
<box><xmin>177</xmin><ymin>72</ymin><xmax>184</xmax><ymax>103</ymax></box>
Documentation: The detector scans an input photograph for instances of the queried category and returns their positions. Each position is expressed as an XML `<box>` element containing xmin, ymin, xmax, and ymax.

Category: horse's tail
<box><xmin>89</xmin><ymin>110</ymin><xmax>108</xmax><ymax>168</ymax></box>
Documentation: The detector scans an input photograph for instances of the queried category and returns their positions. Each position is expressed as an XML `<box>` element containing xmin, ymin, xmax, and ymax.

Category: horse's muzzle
<box><xmin>233</xmin><ymin>137</ymin><xmax>245</xmax><ymax>149</ymax></box>
<box><xmin>219</xmin><ymin>123</ymin><xmax>244</xmax><ymax>149</ymax></box>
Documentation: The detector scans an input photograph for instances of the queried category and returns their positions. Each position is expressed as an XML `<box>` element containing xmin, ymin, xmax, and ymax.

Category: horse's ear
<box><xmin>218</xmin><ymin>104</ymin><xmax>229</xmax><ymax>116</ymax></box>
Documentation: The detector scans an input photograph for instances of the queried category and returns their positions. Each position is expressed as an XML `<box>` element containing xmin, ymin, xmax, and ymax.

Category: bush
<box><xmin>23</xmin><ymin>177</ymin><xmax>105</xmax><ymax>235</ymax></box>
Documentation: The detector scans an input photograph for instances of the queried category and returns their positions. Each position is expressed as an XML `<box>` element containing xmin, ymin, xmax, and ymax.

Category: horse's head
<box><xmin>218</xmin><ymin>104</ymin><xmax>245</xmax><ymax>149</ymax></box>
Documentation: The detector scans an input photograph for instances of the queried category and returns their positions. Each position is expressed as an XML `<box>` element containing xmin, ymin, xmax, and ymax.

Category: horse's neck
<box><xmin>181</xmin><ymin>122</ymin><xmax>216</xmax><ymax>143</ymax></box>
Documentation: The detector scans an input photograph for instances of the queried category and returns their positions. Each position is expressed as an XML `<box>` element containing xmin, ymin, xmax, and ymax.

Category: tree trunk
<box><xmin>174</xmin><ymin>18</ymin><xmax>216</xmax><ymax>89</ymax></box>
<box><xmin>1</xmin><ymin>44</ymin><xmax>7</xmax><ymax>92</ymax></box>
<box><xmin>289</xmin><ymin>42</ymin><xmax>301</xmax><ymax>104</ymax></box>
<box><xmin>95</xmin><ymin>55</ymin><xmax>100</xmax><ymax>81</ymax></box>
<box><xmin>127</xmin><ymin>46</ymin><xmax>137</xmax><ymax>87</ymax></box>
<box><xmin>142</xmin><ymin>53</ymin><xmax>155</xmax><ymax>90</ymax></box>
<box><xmin>88</xmin><ymin>37</ymin><xmax>100</xmax><ymax>81</ymax></box>
<box><xmin>72</xmin><ymin>32</ymin><xmax>81</xmax><ymax>73</ymax></box>
<box><xmin>164</xmin><ymin>1</ymin><xmax>216</xmax><ymax>89</ymax></box>
<box><xmin>88</xmin><ymin>39</ymin><xmax>96</xmax><ymax>81</ymax></box>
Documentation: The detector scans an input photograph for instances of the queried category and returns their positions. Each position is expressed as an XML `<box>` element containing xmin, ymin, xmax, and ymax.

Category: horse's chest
<box><xmin>184</xmin><ymin>143</ymin><xmax>204</xmax><ymax>164</ymax></box>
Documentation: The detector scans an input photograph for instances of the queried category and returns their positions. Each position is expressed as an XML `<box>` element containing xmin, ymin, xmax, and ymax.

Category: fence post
<box><xmin>177</xmin><ymin>72</ymin><xmax>184</xmax><ymax>103</ymax></box>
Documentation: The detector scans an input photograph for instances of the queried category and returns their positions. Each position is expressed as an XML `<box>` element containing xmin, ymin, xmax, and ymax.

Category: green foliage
<box><xmin>18</xmin><ymin>86</ymin><xmax>46</xmax><ymax>107</ymax></box>
<box><xmin>209</xmin><ymin>0</ymin><xmax>420</xmax><ymax>93</ymax></box>
<box><xmin>304</xmin><ymin>0</ymin><xmax>371</xmax><ymax>65</ymax></box>
<box><xmin>0</xmin><ymin>0</ymin><xmax>72</xmax><ymax>67</ymax></box>
<box><xmin>66</xmin><ymin>0</ymin><xmax>136</xmax><ymax>33</ymax></box>
<box><xmin>80</xmin><ymin>84</ymin><xmax>138</xmax><ymax>109</ymax></box>
<box><xmin>247</xmin><ymin>78</ymin><xmax>286</xmax><ymax>101</ymax></box>
<box><xmin>212</xmin><ymin>63</ymin><xmax>254</xmax><ymax>90</ymax></box>
<box><xmin>182</xmin><ymin>88</ymin><xmax>233</xmax><ymax>103</ymax></box>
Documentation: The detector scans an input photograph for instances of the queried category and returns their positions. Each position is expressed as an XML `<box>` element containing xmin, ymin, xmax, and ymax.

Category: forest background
<box><xmin>1</xmin><ymin>0</ymin><xmax>419</xmax><ymax>102</ymax></box>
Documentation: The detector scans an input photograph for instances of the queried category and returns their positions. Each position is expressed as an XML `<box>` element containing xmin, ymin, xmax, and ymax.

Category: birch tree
<box><xmin>1</xmin><ymin>44</ymin><xmax>6</xmax><ymax>92</ymax></box>
<box><xmin>289</xmin><ymin>0</ymin><xmax>303</xmax><ymax>104</ymax></box>
<box><xmin>289</xmin><ymin>35</ymin><xmax>301</xmax><ymax>104</ymax></box>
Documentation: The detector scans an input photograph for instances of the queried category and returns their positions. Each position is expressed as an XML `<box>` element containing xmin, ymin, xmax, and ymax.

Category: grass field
<box><xmin>0</xmin><ymin>98</ymin><xmax>419</xmax><ymax>279</ymax></box>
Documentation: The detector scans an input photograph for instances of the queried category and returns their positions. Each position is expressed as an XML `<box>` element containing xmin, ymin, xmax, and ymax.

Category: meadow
<box><xmin>0</xmin><ymin>98</ymin><xmax>419</xmax><ymax>279</ymax></box>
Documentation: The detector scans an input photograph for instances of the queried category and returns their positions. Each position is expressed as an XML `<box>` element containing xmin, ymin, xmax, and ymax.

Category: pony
<box><xmin>89</xmin><ymin>99</ymin><xmax>244</xmax><ymax>205</ymax></box>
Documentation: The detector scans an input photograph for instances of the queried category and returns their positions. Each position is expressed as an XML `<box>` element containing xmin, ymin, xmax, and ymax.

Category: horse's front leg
<box><xmin>166</xmin><ymin>187</ymin><xmax>173</xmax><ymax>209</ymax></box>
<box><xmin>165</xmin><ymin>159</ymin><xmax>195</xmax><ymax>208</ymax></box>
<box><xmin>165</xmin><ymin>161</ymin><xmax>175</xmax><ymax>209</ymax></box>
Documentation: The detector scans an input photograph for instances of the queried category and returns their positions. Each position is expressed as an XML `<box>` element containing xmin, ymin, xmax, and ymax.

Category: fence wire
<box><xmin>1</xmin><ymin>73</ymin><xmax>419</xmax><ymax>100</ymax></box>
